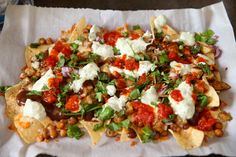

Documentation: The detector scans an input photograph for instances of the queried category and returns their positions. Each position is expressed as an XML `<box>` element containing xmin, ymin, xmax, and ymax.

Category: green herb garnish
<box><xmin>198</xmin><ymin>63</ymin><xmax>212</xmax><ymax>75</ymax></box>
<box><xmin>35</xmin><ymin>52</ymin><xmax>45</xmax><ymax>60</ymax></box>
<box><xmin>27</xmin><ymin>90</ymin><xmax>42</xmax><ymax>96</ymax></box>
<box><xmin>98</xmin><ymin>106</ymin><xmax>114</xmax><ymax>120</ymax></box>
<box><xmin>30</xmin><ymin>43</ymin><xmax>40</xmax><ymax>48</ymax></box>
<box><xmin>133</xmin><ymin>25</ymin><xmax>141</xmax><ymax>30</ymax></box>
<box><xmin>141</xmin><ymin>127</ymin><xmax>154</xmax><ymax>143</ymax></box>
<box><xmin>129</xmin><ymin>88</ymin><xmax>141</xmax><ymax>100</ymax></box>
<box><xmin>67</xmin><ymin>125</ymin><xmax>84</xmax><ymax>139</ymax></box>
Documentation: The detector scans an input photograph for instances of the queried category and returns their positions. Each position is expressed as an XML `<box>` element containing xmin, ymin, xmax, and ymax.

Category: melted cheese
<box><xmin>170</xmin><ymin>61</ymin><xmax>192</xmax><ymax>75</ymax></box>
<box><xmin>141</xmin><ymin>86</ymin><xmax>159</xmax><ymax>107</ymax></box>
<box><xmin>71</xmin><ymin>62</ymin><xmax>100</xmax><ymax>93</ymax></box>
<box><xmin>179</xmin><ymin>32</ymin><xmax>195</xmax><ymax>46</ymax></box>
<box><xmin>23</xmin><ymin>99</ymin><xmax>46</xmax><ymax>120</ymax></box>
<box><xmin>168</xmin><ymin>81</ymin><xmax>195</xmax><ymax>120</ymax></box>
<box><xmin>105</xmin><ymin>95</ymin><xmax>128</xmax><ymax>112</ymax></box>
<box><xmin>92</xmin><ymin>42</ymin><xmax>114</xmax><ymax>59</ymax></box>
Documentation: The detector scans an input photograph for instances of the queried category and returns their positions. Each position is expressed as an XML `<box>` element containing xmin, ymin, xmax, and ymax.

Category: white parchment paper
<box><xmin>0</xmin><ymin>2</ymin><xmax>236</xmax><ymax>157</ymax></box>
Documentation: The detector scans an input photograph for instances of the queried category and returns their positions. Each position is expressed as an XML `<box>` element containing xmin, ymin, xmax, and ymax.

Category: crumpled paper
<box><xmin>0</xmin><ymin>2</ymin><xmax>236</xmax><ymax>157</ymax></box>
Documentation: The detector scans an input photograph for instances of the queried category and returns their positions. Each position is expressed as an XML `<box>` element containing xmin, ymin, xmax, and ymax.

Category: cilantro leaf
<box><xmin>198</xmin><ymin>94</ymin><xmax>209</xmax><ymax>108</ymax></box>
<box><xmin>162</xmin><ymin>114</ymin><xmax>176</xmax><ymax>123</ymax></box>
<box><xmin>129</xmin><ymin>88</ymin><xmax>140</xmax><ymax>100</ymax></box>
<box><xmin>141</xmin><ymin>127</ymin><xmax>154</xmax><ymax>143</ymax></box>
<box><xmin>35</xmin><ymin>52</ymin><xmax>45</xmax><ymax>60</ymax></box>
<box><xmin>27</xmin><ymin>90</ymin><xmax>42</xmax><ymax>96</ymax></box>
<box><xmin>198</xmin><ymin>63</ymin><xmax>212</xmax><ymax>75</ymax></box>
<box><xmin>195</xmin><ymin>29</ymin><xmax>217</xmax><ymax>45</ymax></box>
<box><xmin>93</xmin><ymin>123</ymin><xmax>104</xmax><ymax>131</ymax></box>
<box><xmin>57</xmin><ymin>55</ymin><xmax>65</xmax><ymax>68</ymax></box>
<box><xmin>98</xmin><ymin>106</ymin><xmax>114</xmax><ymax>120</ymax></box>
<box><xmin>30</xmin><ymin>43</ymin><xmax>40</xmax><ymax>48</ymax></box>
<box><xmin>159</xmin><ymin>52</ymin><xmax>169</xmax><ymax>64</ymax></box>
<box><xmin>67</xmin><ymin>125</ymin><xmax>84</xmax><ymax>139</ymax></box>
<box><xmin>0</xmin><ymin>86</ymin><xmax>11</xmax><ymax>94</ymax></box>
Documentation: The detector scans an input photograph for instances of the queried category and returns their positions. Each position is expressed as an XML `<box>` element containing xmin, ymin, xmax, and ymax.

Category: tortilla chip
<box><xmin>5</xmin><ymin>79</ymin><xmax>30</xmax><ymax>121</ymax></box>
<box><xmin>68</xmin><ymin>17</ymin><xmax>87</xmax><ymax>43</ymax></box>
<box><xmin>80</xmin><ymin>120</ymin><xmax>105</xmax><ymax>145</ymax></box>
<box><xmin>206</xmin><ymin>86</ymin><xmax>220</xmax><ymax>107</ymax></box>
<box><xmin>25</xmin><ymin>45</ymin><xmax>51</xmax><ymax>68</ymax></box>
<box><xmin>14</xmin><ymin>114</ymin><xmax>44</xmax><ymax>144</ymax></box>
<box><xmin>150</xmin><ymin>16</ymin><xmax>179</xmax><ymax>40</ymax></box>
<box><xmin>169</xmin><ymin>127</ymin><xmax>204</xmax><ymax>149</ymax></box>
<box><xmin>199</xmin><ymin>42</ymin><xmax>214</xmax><ymax>54</ymax></box>
<box><xmin>119</xmin><ymin>128</ymin><xmax>130</xmax><ymax>142</ymax></box>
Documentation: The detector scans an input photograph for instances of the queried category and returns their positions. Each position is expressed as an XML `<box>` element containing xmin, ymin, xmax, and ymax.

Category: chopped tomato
<box><xmin>42</xmin><ymin>90</ymin><xmax>57</xmax><ymax>104</ymax></box>
<box><xmin>197</xmin><ymin>57</ymin><xmax>206</xmax><ymax>63</ymax></box>
<box><xmin>168</xmin><ymin>51</ymin><xmax>179</xmax><ymax>60</ymax></box>
<box><xmin>132</xmin><ymin>101</ymin><xmax>154</xmax><ymax>126</ymax></box>
<box><xmin>157</xmin><ymin>103</ymin><xmax>173</xmax><ymax>120</ymax></box>
<box><xmin>197</xmin><ymin>109</ymin><xmax>216</xmax><ymax>131</ymax></box>
<box><xmin>104</xmin><ymin>31</ymin><xmax>122</xmax><ymax>47</ymax></box>
<box><xmin>137</xmin><ymin>74</ymin><xmax>147</xmax><ymax>85</ymax></box>
<box><xmin>112</xmin><ymin>55</ymin><xmax>126</xmax><ymax>68</ymax></box>
<box><xmin>195</xmin><ymin>80</ymin><xmax>208</xmax><ymax>93</ymax></box>
<box><xmin>170</xmin><ymin>89</ymin><xmax>183</xmax><ymax>102</ymax></box>
<box><xmin>65</xmin><ymin>95</ymin><xmax>80</xmax><ymax>112</ymax></box>
<box><xmin>50</xmin><ymin>49</ymin><xmax>59</xmax><ymax>58</ymax></box>
<box><xmin>61</xmin><ymin>44</ymin><xmax>72</xmax><ymax>58</ymax></box>
<box><xmin>48</xmin><ymin>77</ymin><xmax>62</xmax><ymax>89</ymax></box>
<box><xmin>112</xmin><ymin>71</ymin><xmax>122</xmax><ymax>79</ymax></box>
<box><xmin>42</xmin><ymin>56</ymin><xmax>58</xmax><ymax>68</ymax></box>
<box><xmin>129</xmin><ymin>33</ymin><xmax>140</xmax><ymax>40</ymax></box>
<box><xmin>116</xmin><ymin>78</ymin><xmax>126</xmax><ymax>89</ymax></box>
<box><xmin>54</xmin><ymin>41</ymin><xmax>64</xmax><ymax>52</ymax></box>
<box><xmin>183</xmin><ymin>47</ymin><xmax>191</xmax><ymax>56</ymax></box>
<box><xmin>124</xmin><ymin>58</ymin><xmax>139</xmax><ymax>70</ymax></box>
<box><xmin>185</xmin><ymin>73</ymin><xmax>197</xmax><ymax>84</ymax></box>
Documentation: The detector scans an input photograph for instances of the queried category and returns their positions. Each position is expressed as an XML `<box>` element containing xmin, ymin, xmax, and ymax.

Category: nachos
<box><xmin>0</xmin><ymin>15</ymin><xmax>232</xmax><ymax>149</ymax></box>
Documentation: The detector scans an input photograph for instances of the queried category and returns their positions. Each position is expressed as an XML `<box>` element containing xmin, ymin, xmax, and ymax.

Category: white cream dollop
<box><xmin>115</xmin><ymin>37</ymin><xmax>149</xmax><ymax>57</ymax></box>
<box><xmin>106</xmin><ymin>85</ymin><xmax>116</xmax><ymax>96</ymax></box>
<box><xmin>92</xmin><ymin>42</ymin><xmax>114</xmax><ymax>59</ymax></box>
<box><xmin>70</xmin><ymin>62</ymin><xmax>100</xmax><ymax>93</ymax></box>
<box><xmin>105</xmin><ymin>95</ymin><xmax>128</xmax><ymax>112</ymax></box>
<box><xmin>88</xmin><ymin>25</ymin><xmax>100</xmax><ymax>41</ymax></box>
<box><xmin>154</xmin><ymin>15</ymin><xmax>167</xmax><ymax>32</ymax></box>
<box><xmin>141</xmin><ymin>86</ymin><xmax>159</xmax><ymax>107</ymax></box>
<box><xmin>168</xmin><ymin>81</ymin><xmax>195</xmax><ymax>120</ymax></box>
<box><xmin>23</xmin><ymin>99</ymin><xmax>46</xmax><ymax>120</ymax></box>
<box><xmin>179</xmin><ymin>32</ymin><xmax>195</xmax><ymax>46</ymax></box>
<box><xmin>170</xmin><ymin>61</ymin><xmax>192</xmax><ymax>75</ymax></box>
<box><xmin>32</xmin><ymin>69</ymin><xmax>55</xmax><ymax>91</ymax></box>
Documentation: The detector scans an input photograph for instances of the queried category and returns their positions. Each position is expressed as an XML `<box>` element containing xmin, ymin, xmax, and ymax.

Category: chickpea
<box><xmin>46</xmin><ymin>38</ymin><xmax>54</xmax><ymax>45</ymax></box>
<box><xmin>68</xmin><ymin>117</ymin><xmax>78</xmax><ymax>125</ymax></box>
<box><xmin>160</xmin><ymin>130</ymin><xmax>168</xmax><ymax>137</ymax></box>
<box><xmin>40</xmin><ymin>128</ymin><xmax>49</xmax><ymax>139</ymax></box>
<box><xmin>105</xmin><ymin>129</ymin><xmax>118</xmax><ymax>137</ymax></box>
<box><xmin>24</xmin><ymin>68</ymin><xmax>35</xmax><ymax>76</ymax></box>
<box><xmin>38</xmin><ymin>38</ymin><xmax>46</xmax><ymax>45</ymax></box>
<box><xmin>60</xmin><ymin>129</ymin><xmax>67</xmax><ymax>137</ymax></box>
<box><xmin>169</xmin><ymin>124</ymin><xmax>181</xmax><ymax>133</ymax></box>
<box><xmin>36</xmin><ymin>134</ymin><xmax>44</xmax><ymax>142</ymax></box>
<box><xmin>214</xmin><ymin>122</ymin><xmax>223</xmax><ymax>130</ymax></box>
<box><xmin>19</xmin><ymin>72</ymin><xmax>27</xmax><ymax>79</ymax></box>
<box><xmin>56</xmin><ymin>121</ymin><xmax>65</xmax><ymax>129</ymax></box>
<box><xmin>49</xmin><ymin>128</ymin><xmax>58</xmax><ymax>139</ymax></box>
<box><xmin>214</xmin><ymin>129</ymin><xmax>224</xmax><ymax>137</ymax></box>
<box><xmin>218</xmin><ymin>111</ymin><xmax>232</xmax><ymax>122</ymax></box>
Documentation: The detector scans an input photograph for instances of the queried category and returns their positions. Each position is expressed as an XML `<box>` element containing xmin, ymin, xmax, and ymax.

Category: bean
<box><xmin>214</xmin><ymin>129</ymin><xmax>224</xmax><ymax>137</ymax></box>
<box><xmin>49</xmin><ymin>128</ymin><xmax>58</xmax><ymax>139</ymax></box>
<box><xmin>214</xmin><ymin>122</ymin><xmax>223</xmax><ymax>129</ymax></box>
<box><xmin>46</xmin><ymin>38</ymin><xmax>53</xmax><ymax>45</ymax></box>
<box><xmin>83</xmin><ymin>112</ymin><xmax>94</xmax><ymax>121</ymax></box>
<box><xmin>68</xmin><ymin>117</ymin><xmax>77</xmax><ymax>125</ymax></box>
<box><xmin>60</xmin><ymin>129</ymin><xmax>67</xmax><ymax>137</ymax></box>
<box><xmin>40</xmin><ymin>128</ymin><xmax>49</xmax><ymax>139</ymax></box>
<box><xmin>56</xmin><ymin>121</ymin><xmax>65</xmax><ymax>129</ymax></box>
<box><xmin>127</xmin><ymin>128</ymin><xmax>137</xmax><ymax>139</ymax></box>
<box><xmin>161</xmin><ymin>130</ymin><xmax>168</xmax><ymax>137</ymax></box>
<box><xmin>39</xmin><ymin>38</ymin><xmax>46</xmax><ymax>45</ymax></box>
<box><xmin>105</xmin><ymin>129</ymin><xmax>118</xmax><ymax>137</ymax></box>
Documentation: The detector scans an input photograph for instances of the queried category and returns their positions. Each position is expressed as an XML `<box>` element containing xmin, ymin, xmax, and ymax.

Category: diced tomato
<box><xmin>197</xmin><ymin>109</ymin><xmax>216</xmax><ymax>131</ymax></box>
<box><xmin>61</xmin><ymin>44</ymin><xmax>72</xmax><ymax>58</ymax></box>
<box><xmin>50</xmin><ymin>49</ymin><xmax>59</xmax><ymax>58</ymax></box>
<box><xmin>65</xmin><ymin>95</ymin><xmax>80</xmax><ymax>112</ymax></box>
<box><xmin>195</xmin><ymin>80</ymin><xmax>208</xmax><ymax>93</ymax></box>
<box><xmin>104</xmin><ymin>31</ymin><xmax>122</xmax><ymax>47</ymax></box>
<box><xmin>157</xmin><ymin>103</ymin><xmax>173</xmax><ymax>120</ymax></box>
<box><xmin>168</xmin><ymin>51</ymin><xmax>179</xmax><ymax>60</ymax></box>
<box><xmin>42</xmin><ymin>56</ymin><xmax>58</xmax><ymax>68</ymax></box>
<box><xmin>130</xmin><ymin>33</ymin><xmax>140</xmax><ymax>40</ymax></box>
<box><xmin>137</xmin><ymin>74</ymin><xmax>147</xmax><ymax>85</ymax></box>
<box><xmin>183</xmin><ymin>47</ymin><xmax>191</xmax><ymax>56</ymax></box>
<box><xmin>48</xmin><ymin>77</ymin><xmax>62</xmax><ymax>89</ymax></box>
<box><xmin>54</xmin><ymin>41</ymin><xmax>64</xmax><ymax>52</ymax></box>
<box><xmin>112</xmin><ymin>71</ymin><xmax>122</xmax><ymax>79</ymax></box>
<box><xmin>192</xmin><ymin>92</ymin><xmax>197</xmax><ymax>102</ymax></box>
<box><xmin>185</xmin><ymin>73</ymin><xmax>197</xmax><ymax>84</ymax></box>
<box><xmin>116</xmin><ymin>78</ymin><xmax>126</xmax><ymax>89</ymax></box>
<box><xmin>132</xmin><ymin>101</ymin><xmax>155</xmax><ymax>126</ymax></box>
<box><xmin>197</xmin><ymin>57</ymin><xmax>206</xmax><ymax>63</ymax></box>
<box><xmin>170</xmin><ymin>89</ymin><xmax>183</xmax><ymax>102</ymax></box>
<box><xmin>112</xmin><ymin>55</ymin><xmax>126</xmax><ymax>68</ymax></box>
<box><xmin>120</xmin><ymin>87</ymin><xmax>133</xmax><ymax>96</ymax></box>
<box><xmin>124</xmin><ymin>58</ymin><xmax>139</xmax><ymax>70</ymax></box>
<box><xmin>42</xmin><ymin>90</ymin><xmax>57</xmax><ymax>104</ymax></box>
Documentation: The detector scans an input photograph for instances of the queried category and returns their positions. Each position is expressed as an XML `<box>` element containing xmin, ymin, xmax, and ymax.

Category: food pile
<box><xmin>1</xmin><ymin>15</ymin><xmax>232</xmax><ymax>149</ymax></box>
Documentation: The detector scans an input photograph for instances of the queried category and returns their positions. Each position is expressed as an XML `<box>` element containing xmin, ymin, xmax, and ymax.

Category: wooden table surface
<box><xmin>34</xmin><ymin>0</ymin><xmax>236</xmax><ymax>37</ymax></box>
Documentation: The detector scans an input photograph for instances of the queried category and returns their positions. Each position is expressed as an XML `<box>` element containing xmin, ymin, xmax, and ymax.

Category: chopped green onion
<box><xmin>35</xmin><ymin>52</ymin><xmax>45</xmax><ymax>60</ymax></box>
<box><xmin>129</xmin><ymin>88</ymin><xmax>140</xmax><ymax>100</ymax></box>
<box><xmin>30</xmin><ymin>43</ymin><xmax>40</xmax><ymax>48</ymax></box>
<box><xmin>27</xmin><ymin>90</ymin><xmax>42</xmax><ymax>96</ymax></box>
<box><xmin>98</xmin><ymin>106</ymin><xmax>114</xmax><ymax>120</ymax></box>
<box><xmin>67</xmin><ymin>125</ymin><xmax>84</xmax><ymax>139</ymax></box>
<box><xmin>133</xmin><ymin>25</ymin><xmax>141</xmax><ymax>30</ymax></box>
